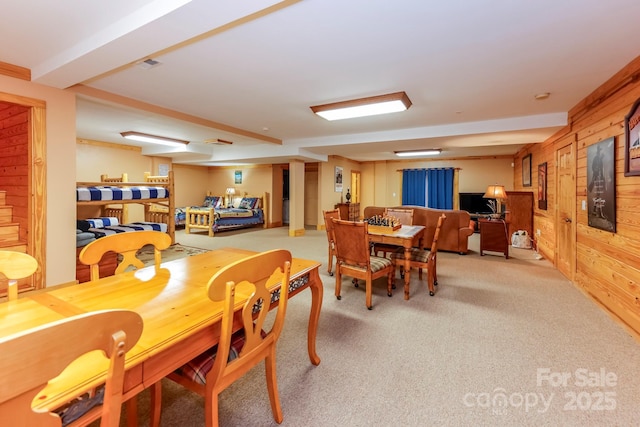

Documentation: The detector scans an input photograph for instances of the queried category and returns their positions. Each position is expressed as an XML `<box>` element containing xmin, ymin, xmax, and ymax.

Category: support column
<box><xmin>289</xmin><ymin>159</ymin><xmax>305</xmax><ymax>237</ymax></box>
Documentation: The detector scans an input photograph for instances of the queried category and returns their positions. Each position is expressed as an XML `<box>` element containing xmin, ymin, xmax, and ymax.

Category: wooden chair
<box><xmin>78</xmin><ymin>230</ymin><xmax>172</xmax><ymax>281</ymax></box>
<box><xmin>0</xmin><ymin>309</ymin><xmax>143</xmax><ymax>427</ymax></box>
<box><xmin>332</xmin><ymin>219</ymin><xmax>394</xmax><ymax>310</ymax></box>
<box><xmin>0</xmin><ymin>251</ymin><xmax>38</xmax><ymax>301</ymax></box>
<box><xmin>391</xmin><ymin>214</ymin><xmax>446</xmax><ymax>296</ymax></box>
<box><xmin>157</xmin><ymin>249</ymin><xmax>292</xmax><ymax>427</ymax></box>
<box><xmin>372</xmin><ymin>208</ymin><xmax>415</xmax><ymax>258</ymax></box>
<box><xmin>322</xmin><ymin>209</ymin><xmax>341</xmax><ymax>276</ymax></box>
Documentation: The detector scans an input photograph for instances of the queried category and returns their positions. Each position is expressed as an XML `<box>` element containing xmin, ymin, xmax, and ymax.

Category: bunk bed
<box><xmin>184</xmin><ymin>193</ymin><xmax>268</xmax><ymax>237</ymax></box>
<box><xmin>76</xmin><ymin>171</ymin><xmax>175</xmax><ymax>244</ymax></box>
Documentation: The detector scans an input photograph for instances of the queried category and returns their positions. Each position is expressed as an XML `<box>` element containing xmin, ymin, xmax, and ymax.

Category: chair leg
<box><xmin>205</xmin><ymin>388</ymin><xmax>221</xmax><ymax>427</ymax></box>
<box><xmin>387</xmin><ymin>270</ymin><xmax>393</xmax><ymax>297</ymax></box>
<box><xmin>327</xmin><ymin>247</ymin><xmax>333</xmax><ymax>276</ymax></box>
<box><xmin>365</xmin><ymin>279</ymin><xmax>373</xmax><ymax>310</ymax></box>
<box><xmin>126</xmin><ymin>397</ymin><xmax>138</xmax><ymax>427</ymax></box>
<box><xmin>335</xmin><ymin>268</ymin><xmax>342</xmax><ymax>300</ymax></box>
<box><xmin>265</xmin><ymin>347</ymin><xmax>284</xmax><ymax>423</ymax></box>
<box><xmin>149</xmin><ymin>381</ymin><xmax>163</xmax><ymax>427</ymax></box>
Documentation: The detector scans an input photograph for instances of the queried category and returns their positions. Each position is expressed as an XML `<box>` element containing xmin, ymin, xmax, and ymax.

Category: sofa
<box><xmin>363</xmin><ymin>205</ymin><xmax>475</xmax><ymax>254</ymax></box>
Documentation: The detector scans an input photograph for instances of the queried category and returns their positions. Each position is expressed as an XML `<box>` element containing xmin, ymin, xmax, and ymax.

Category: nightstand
<box><xmin>479</xmin><ymin>218</ymin><xmax>509</xmax><ymax>259</ymax></box>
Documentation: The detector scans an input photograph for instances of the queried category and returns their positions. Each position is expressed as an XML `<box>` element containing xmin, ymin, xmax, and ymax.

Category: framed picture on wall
<box><xmin>234</xmin><ymin>170</ymin><xmax>242</xmax><ymax>184</ymax></box>
<box><xmin>334</xmin><ymin>166</ymin><xmax>343</xmax><ymax>192</ymax></box>
<box><xmin>587</xmin><ymin>137</ymin><xmax>616</xmax><ymax>232</ymax></box>
<box><xmin>538</xmin><ymin>162</ymin><xmax>547</xmax><ymax>210</ymax></box>
<box><xmin>624</xmin><ymin>97</ymin><xmax>640</xmax><ymax>176</ymax></box>
<box><xmin>522</xmin><ymin>154</ymin><xmax>532</xmax><ymax>187</ymax></box>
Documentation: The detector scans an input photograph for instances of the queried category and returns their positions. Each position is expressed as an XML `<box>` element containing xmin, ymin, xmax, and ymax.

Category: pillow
<box><xmin>237</xmin><ymin>197</ymin><xmax>259</xmax><ymax>209</ymax></box>
<box><xmin>238</xmin><ymin>198</ymin><xmax>254</xmax><ymax>209</ymax></box>
<box><xmin>203</xmin><ymin>195</ymin><xmax>222</xmax><ymax>208</ymax></box>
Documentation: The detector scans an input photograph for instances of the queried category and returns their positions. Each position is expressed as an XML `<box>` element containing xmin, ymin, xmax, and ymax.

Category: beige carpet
<box><xmin>118</xmin><ymin>227</ymin><xmax>640</xmax><ymax>426</ymax></box>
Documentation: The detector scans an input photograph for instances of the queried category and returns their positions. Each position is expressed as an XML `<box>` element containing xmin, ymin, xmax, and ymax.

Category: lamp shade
<box><xmin>225</xmin><ymin>187</ymin><xmax>236</xmax><ymax>195</ymax></box>
<box><xmin>483</xmin><ymin>185</ymin><xmax>507</xmax><ymax>199</ymax></box>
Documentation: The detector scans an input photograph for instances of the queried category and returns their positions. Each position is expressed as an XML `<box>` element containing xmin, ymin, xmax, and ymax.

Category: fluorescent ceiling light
<box><xmin>394</xmin><ymin>149</ymin><xmax>441</xmax><ymax>157</ymax></box>
<box><xmin>311</xmin><ymin>91</ymin><xmax>412</xmax><ymax>121</ymax></box>
<box><xmin>120</xmin><ymin>131</ymin><xmax>189</xmax><ymax>148</ymax></box>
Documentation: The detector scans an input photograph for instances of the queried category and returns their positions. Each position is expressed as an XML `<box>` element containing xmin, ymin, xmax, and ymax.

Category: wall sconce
<box><xmin>225</xmin><ymin>187</ymin><xmax>236</xmax><ymax>207</ymax></box>
<box><xmin>120</xmin><ymin>131</ymin><xmax>189</xmax><ymax>148</ymax></box>
<box><xmin>310</xmin><ymin>91</ymin><xmax>412</xmax><ymax>121</ymax></box>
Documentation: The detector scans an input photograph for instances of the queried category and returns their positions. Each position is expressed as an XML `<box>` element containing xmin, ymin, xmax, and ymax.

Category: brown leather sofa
<box><xmin>363</xmin><ymin>205</ymin><xmax>475</xmax><ymax>254</ymax></box>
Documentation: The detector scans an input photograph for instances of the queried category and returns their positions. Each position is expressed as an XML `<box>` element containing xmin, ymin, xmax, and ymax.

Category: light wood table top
<box><xmin>0</xmin><ymin>247</ymin><xmax>323</xmax><ymax>412</ymax></box>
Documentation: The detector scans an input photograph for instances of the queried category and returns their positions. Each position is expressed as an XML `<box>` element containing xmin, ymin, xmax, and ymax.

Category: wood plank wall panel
<box><xmin>513</xmin><ymin>55</ymin><xmax>640</xmax><ymax>337</ymax></box>
<box><xmin>0</xmin><ymin>101</ymin><xmax>29</xmax><ymax>242</ymax></box>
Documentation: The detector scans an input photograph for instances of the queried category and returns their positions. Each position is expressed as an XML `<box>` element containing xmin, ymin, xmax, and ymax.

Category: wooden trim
<box><xmin>77</xmin><ymin>138</ymin><xmax>142</xmax><ymax>152</ymax></box>
<box><xmin>0</xmin><ymin>61</ymin><xmax>30</xmax><ymax>81</ymax></box>
<box><xmin>30</xmin><ymin>106</ymin><xmax>46</xmax><ymax>289</ymax></box>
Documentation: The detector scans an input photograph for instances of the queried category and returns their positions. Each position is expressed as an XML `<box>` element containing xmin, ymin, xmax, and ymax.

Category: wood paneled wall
<box><xmin>0</xmin><ymin>101</ymin><xmax>29</xmax><ymax>241</ymax></box>
<box><xmin>513</xmin><ymin>55</ymin><xmax>640</xmax><ymax>337</ymax></box>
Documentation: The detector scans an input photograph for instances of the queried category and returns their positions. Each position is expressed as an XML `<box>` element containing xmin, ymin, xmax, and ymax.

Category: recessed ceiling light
<box><xmin>310</xmin><ymin>91</ymin><xmax>412</xmax><ymax>121</ymax></box>
<box><xmin>120</xmin><ymin>131</ymin><xmax>188</xmax><ymax>147</ymax></box>
<box><xmin>394</xmin><ymin>149</ymin><xmax>441</xmax><ymax>157</ymax></box>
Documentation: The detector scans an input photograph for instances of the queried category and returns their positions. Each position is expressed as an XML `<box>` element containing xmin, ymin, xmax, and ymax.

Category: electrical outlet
<box><xmin>581</xmin><ymin>200</ymin><xmax>586</xmax><ymax>210</ymax></box>
<box><xmin>536</xmin><ymin>229</ymin><xmax>541</xmax><ymax>236</ymax></box>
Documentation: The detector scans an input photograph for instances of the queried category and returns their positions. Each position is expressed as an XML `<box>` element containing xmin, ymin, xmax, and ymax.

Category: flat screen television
<box><xmin>459</xmin><ymin>192</ymin><xmax>492</xmax><ymax>214</ymax></box>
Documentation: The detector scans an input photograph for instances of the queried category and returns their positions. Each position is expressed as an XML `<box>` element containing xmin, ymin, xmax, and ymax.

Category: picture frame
<box><xmin>234</xmin><ymin>170</ymin><xmax>242</xmax><ymax>184</ymax></box>
<box><xmin>538</xmin><ymin>162</ymin><xmax>547</xmax><ymax>210</ymax></box>
<box><xmin>624</xmin><ymin>97</ymin><xmax>640</xmax><ymax>176</ymax></box>
<box><xmin>522</xmin><ymin>154</ymin><xmax>532</xmax><ymax>187</ymax></box>
<box><xmin>334</xmin><ymin>166</ymin><xmax>343</xmax><ymax>192</ymax></box>
<box><xmin>587</xmin><ymin>137</ymin><xmax>616</xmax><ymax>232</ymax></box>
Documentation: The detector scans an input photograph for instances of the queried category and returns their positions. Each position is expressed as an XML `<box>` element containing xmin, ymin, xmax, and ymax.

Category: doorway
<box><xmin>0</xmin><ymin>93</ymin><xmax>46</xmax><ymax>292</ymax></box>
<box><xmin>556</xmin><ymin>141</ymin><xmax>576</xmax><ymax>280</ymax></box>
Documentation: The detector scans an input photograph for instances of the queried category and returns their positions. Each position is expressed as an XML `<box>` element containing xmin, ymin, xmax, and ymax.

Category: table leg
<box><xmin>403</xmin><ymin>246</ymin><xmax>411</xmax><ymax>300</ymax></box>
<box><xmin>307</xmin><ymin>267</ymin><xmax>323</xmax><ymax>365</ymax></box>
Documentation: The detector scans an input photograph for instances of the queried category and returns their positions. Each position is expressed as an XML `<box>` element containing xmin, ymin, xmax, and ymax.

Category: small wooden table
<box><xmin>479</xmin><ymin>219</ymin><xmax>509</xmax><ymax>259</ymax></box>
<box><xmin>0</xmin><ymin>248</ymin><xmax>323</xmax><ymax>420</ymax></box>
<box><xmin>367</xmin><ymin>224</ymin><xmax>425</xmax><ymax>300</ymax></box>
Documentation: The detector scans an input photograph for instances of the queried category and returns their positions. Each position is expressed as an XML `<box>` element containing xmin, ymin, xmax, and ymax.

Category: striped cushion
<box><xmin>343</xmin><ymin>256</ymin><xmax>392</xmax><ymax>272</ymax></box>
<box><xmin>174</xmin><ymin>330</ymin><xmax>247</xmax><ymax>385</ymax></box>
<box><xmin>391</xmin><ymin>248</ymin><xmax>430</xmax><ymax>263</ymax></box>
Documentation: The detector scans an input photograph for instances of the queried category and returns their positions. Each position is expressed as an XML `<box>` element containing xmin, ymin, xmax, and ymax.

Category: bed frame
<box><xmin>185</xmin><ymin>192</ymin><xmax>268</xmax><ymax>237</ymax></box>
<box><xmin>76</xmin><ymin>171</ymin><xmax>176</xmax><ymax>244</ymax></box>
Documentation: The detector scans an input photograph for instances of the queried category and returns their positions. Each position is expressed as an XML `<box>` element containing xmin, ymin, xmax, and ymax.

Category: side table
<box><xmin>479</xmin><ymin>218</ymin><xmax>509</xmax><ymax>259</ymax></box>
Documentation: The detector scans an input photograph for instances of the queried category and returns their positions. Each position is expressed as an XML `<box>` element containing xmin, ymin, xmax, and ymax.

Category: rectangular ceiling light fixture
<box><xmin>310</xmin><ymin>91</ymin><xmax>412</xmax><ymax>121</ymax></box>
<box><xmin>120</xmin><ymin>131</ymin><xmax>189</xmax><ymax>148</ymax></box>
<box><xmin>205</xmin><ymin>138</ymin><xmax>234</xmax><ymax>145</ymax></box>
<box><xmin>394</xmin><ymin>149</ymin><xmax>441</xmax><ymax>157</ymax></box>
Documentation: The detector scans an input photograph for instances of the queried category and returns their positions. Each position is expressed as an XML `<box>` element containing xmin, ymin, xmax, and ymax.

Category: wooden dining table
<box><xmin>367</xmin><ymin>225</ymin><xmax>425</xmax><ymax>300</ymax></box>
<box><xmin>0</xmin><ymin>247</ymin><xmax>323</xmax><ymax>422</ymax></box>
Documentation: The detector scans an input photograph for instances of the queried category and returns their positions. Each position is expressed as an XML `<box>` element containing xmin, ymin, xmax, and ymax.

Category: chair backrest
<box><xmin>430</xmin><ymin>214</ymin><xmax>446</xmax><ymax>254</ymax></box>
<box><xmin>0</xmin><ymin>251</ymin><xmax>38</xmax><ymax>301</ymax></box>
<box><xmin>79</xmin><ymin>230</ymin><xmax>172</xmax><ymax>281</ymax></box>
<box><xmin>332</xmin><ymin>219</ymin><xmax>371</xmax><ymax>268</ymax></box>
<box><xmin>0</xmin><ymin>309</ymin><xmax>143</xmax><ymax>427</ymax></box>
<box><xmin>383</xmin><ymin>208</ymin><xmax>414</xmax><ymax>225</ymax></box>
<box><xmin>205</xmin><ymin>249</ymin><xmax>292</xmax><ymax>384</ymax></box>
<box><xmin>322</xmin><ymin>209</ymin><xmax>341</xmax><ymax>244</ymax></box>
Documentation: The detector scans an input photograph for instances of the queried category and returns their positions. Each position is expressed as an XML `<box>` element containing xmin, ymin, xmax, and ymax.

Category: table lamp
<box><xmin>225</xmin><ymin>187</ymin><xmax>236</xmax><ymax>207</ymax></box>
<box><xmin>483</xmin><ymin>184</ymin><xmax>506</xmax><ymax>218</ymax></box>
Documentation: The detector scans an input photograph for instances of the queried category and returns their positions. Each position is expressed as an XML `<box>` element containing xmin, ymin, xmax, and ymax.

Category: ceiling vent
<box><xmin>137</xmin><ymin>58</ymin><xmax>162</xmax><ymax>70</ymax></box>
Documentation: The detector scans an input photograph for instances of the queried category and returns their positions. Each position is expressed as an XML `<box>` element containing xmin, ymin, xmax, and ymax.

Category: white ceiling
<box><xmin>3</xmin><ymin>0</ymin><xmax>640</xmax><ymax>165</ymax></box>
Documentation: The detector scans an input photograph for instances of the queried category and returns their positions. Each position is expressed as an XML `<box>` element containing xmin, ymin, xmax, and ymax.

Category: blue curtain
<box><xmin>402</xmin><ymin>169</ymin><xmax>427</xmax><ymax>206</ymax></box>
<box><xmin>427</xmin><ymin>168</ymin><xmax>454</xmax><ymax>209</ymax></box>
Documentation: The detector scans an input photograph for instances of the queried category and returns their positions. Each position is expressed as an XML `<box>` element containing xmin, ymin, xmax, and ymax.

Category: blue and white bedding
<box><xmin>77</xmin><ymin>186</ymin><xmax>169</xmax><ymax>201</ymax></box>
<box><xmin>89</xmin><ymin>222</ymin><xmax>168</xmax><ymax>238</ymax></box>
<box><xmin>213</xmin><ymin>208</ymin><xmax>264</xmax><ymax>232</ymax></box>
